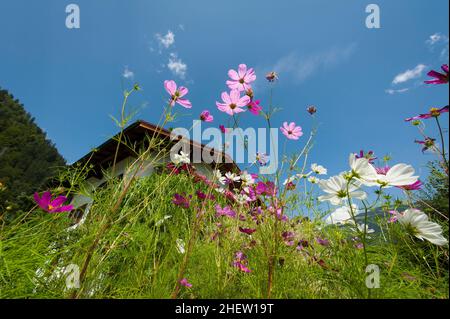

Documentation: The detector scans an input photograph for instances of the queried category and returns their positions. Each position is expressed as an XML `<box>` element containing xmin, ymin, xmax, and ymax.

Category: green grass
<box><xmin>0</xmin><ymin>169</ymin><xmax>448</xmax><ymax>299</ymax></box>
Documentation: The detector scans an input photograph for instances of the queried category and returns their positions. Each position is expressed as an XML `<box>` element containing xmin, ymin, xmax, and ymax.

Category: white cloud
<box><xmin>385</xmin><ymin>88</ymin><xmax>409</xmax><ymax>95</ymax></box>
<box><xmin>392</xmin><ymin>64</ymin><xmax>427</xmax><ymax>85</ymax></box>
<box><xmin>426</xmin><ymin>33</ymin><xmax>448</xmax><ymax>47</ymax></box>
<box><xmin>122</xmin><ymin>66</ymin><xmax>134</xmax><ymax>79</ymax></box>
<box><xmin>261</xmin><ymin>43</ymin><xmax>357</xmax><ymax>84</ymax></box>
<box><xmin>156</xmin><ymin>30</ymin><xmax>175</xmax><ymax>49</ymax></box>
<box><xmin>167</xmin><ymin>53</ymin><xmax>187</xmax><ymax>79</ymax></box>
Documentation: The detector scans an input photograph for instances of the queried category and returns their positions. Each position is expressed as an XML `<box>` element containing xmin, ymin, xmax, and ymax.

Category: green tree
<box><xmin>0</xmin><ymin>87</ymin><xmax>66</xmax><ymax>218</ymax></box>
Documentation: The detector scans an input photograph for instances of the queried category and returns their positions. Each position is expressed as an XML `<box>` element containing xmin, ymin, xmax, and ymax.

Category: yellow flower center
<box><xmin>430</xmin><ymin>107</ymin><xmax>440</xmax><ymax>117</ymax></box>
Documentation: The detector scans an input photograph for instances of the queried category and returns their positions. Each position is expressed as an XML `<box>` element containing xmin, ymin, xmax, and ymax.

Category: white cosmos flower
<box><xmin>364</xmin><ymin>164</ymin><xmax>419</xmax><ymax>188</ymax></box>
<box><xmin>155</xmin><ymin>215</ymin><xmax>172</xmax><ymax>226</ymax></box>
<box><xmin>308</xmin><ymin>176</ymin><xmax>319</xmax><ymax>184</ymax></box>
<box><xmin>172</xmin><ymin>151</ymin><xmax>190</xmax><ymax>165</ymax></box>
<box><xmin>324</xmin><ymin>205</ymin><xmax>360</xmax><ymax>225</ymax></box>
<box><xmin>240</xmin><ymin>171</ymin><xmax>255</xmax><ymax>186</ymax></box>
<box><xmin>225</xmin><ymin>172</ymin><xmax>241</xmax><ymax>183</ymax></box>
<box><xmin>318</xmin><ymin>175</ymin><xmax>367</xmax><ymax>206</ymax></box>
<box><xmin>214</xmin><ymin>169</ymin><xmax>227</xmax><ymax>185</ymax></box>
<box><xmin>176</xmin><ymin>239</ymin><xmax>186</xmax><ymax>254</ymax></box>
<box><xmin>349</xmin><ymin>153</ymin><xmax>378</xmax><ymax>182</ymax></box>
<box><xmin>311</xmin><ymin>163</ymin><xmax>327</xmax><ymax>175</ymax></box>
<box><xmin>397</xmin><ymin>209</ymin><xmax>448</xmax><ymax>246</ymax></box>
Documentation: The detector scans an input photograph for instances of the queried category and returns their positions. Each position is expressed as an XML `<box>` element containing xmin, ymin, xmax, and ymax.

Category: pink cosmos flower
<box><xmin>239</xmin><ymin>227</ymin><xmax>257</xmax><ymax>235</ymax></box>
<box><xmin>173</xmin><ymin>193</ymin><xmax>190</xmax><ymax>209</ymax></box>
<box><xmin>179</xmin><ymin>278</ymin><xmax>192</xmax><ymax>288</ymax></box>
<box><xmin>33</xmin><ymin>191</ymin><xmax>73</xmax><ymax>213</ymax></box>
<box><xmin>226</xmin><ymin>64</ymin><xmax>256</xmax><ymax>92</ymax></box>
<box><xmin>405</xmin><ymin>106</ymin><xmax>449</xmax><ymax>121</ymax></box>
<box><xmin>424</xmin><ymin>64</ymin><xmax>449</xmax><ymax>84</ymax></box>
<box><xmin>164</xmin><ymin>80</ymin><xmax>192</xmax><ymax>108</ymax></box>
<box><xmin>247</xmin><ymin>100</ymin><xmax>263</xmax><ymax>115</ymax></box>
<box><xmin>200</xmin><ymin>110</ymin><xmax>214</xmax><ymax>122</ymax></box>
<box><xmin>397</xmin><ymin>180</ymin><xmax>423</xmax><ymax>191</ymax></box>
<box><xmin>388</xmin><ymin>210</ymin><xmax>401</xmax><ymax>223</ymax></box>
<box><xmin>356</xmin><ymin>150</ymin><xmax>377</xmax><ymax>164</ymax></box>
<box><xmin>280</xmin><ymin>122</ymin><xmax>303</xmax><ymax>140</ymax></box>
<box><xmin>216</xmin><ymin>90</ymin><xmax>250</xmax><ymax>115</ymax></box>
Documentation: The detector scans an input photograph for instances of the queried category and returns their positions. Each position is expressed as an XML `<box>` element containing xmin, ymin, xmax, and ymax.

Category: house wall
<box><xmin>68</xmin><ymin>155</ymin><xmax>214</xmax><ymax>229</ymax></box>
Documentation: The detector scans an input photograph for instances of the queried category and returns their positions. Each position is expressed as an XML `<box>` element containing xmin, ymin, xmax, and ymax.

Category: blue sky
<box><xmin>0</xmin><ymin>0</ymin><xmax>448</xmax><ymax>181</ymax></box>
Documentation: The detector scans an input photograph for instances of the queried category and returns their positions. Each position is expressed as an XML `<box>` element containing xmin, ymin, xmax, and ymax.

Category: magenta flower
<box><xmin>247</xmin><ymin>100</ymin><xmax>263</xmax><ymax>115</ymax></box>
<box><xmin>415</xmin><ymin>137</ymin><xmax>436</xmax><ymax>152</ymax></box>
<box><xmin>215</xmin><ymin>205</ymin><xmax>236</xmax><ymax>218</ymax></box>
<box><xmin>219</xmin><ymin>125</ymin><xmax>229</xmax><ymax>134</ymax></box>
<box><xmin>33</xmin><ymin>191</ymin><xmax>73</xmax><ymax>213</ymax></box>
<box><xmin>255</xmin><ymin>181</ymin><xmax>277</xmax><ymax>196</ymax></box>
<box><xmin>179</xmin><ymin>278</ymin><xmax>192</xmax><ymax>288</ymax></box>
<box><xmin>280</xmin><ymin>122</ymin><xmax>303</xmax><ymax>140</ymax></box>
<box><xmin>355</xmin><ymin>150</ymin><xmax>377</xmax><ymax>164</ymax></box>
<box><xmin>196</xmin><ymin>190</ymin><xmax>215</xmax><ymax>201</ymax></box>
<box><xmin>405</xmin><ymin>106</ymin><xmax>449</xmax><ymax>121</ymax></box>
<box><xmin>282</xmin><ymin>231</ymin><xmax>295</xmax><ymax>246</ymax></box>
<box><xmin>216</xmin><ymin>90</ymin><xmax>250</xmax><ymax>115</ymax></box>
<box><xmin>226</xmin><ymin>64</ymin><xmax>256</xmax><ymax>92</ymax></box>
<box><xmin>199</xmin><ymin>110</ymin><xmax>214</xmax><ymax>122</ymax></box>
<box><xmin>397</xmin><ymin>180</ymin><xmax>423</xmax><ymax>191</ymax></box>
<box><xmin>316</xmin><ymin>238</ymin><xmax>330</xmax><ymax>246</ymax></box>
<box><xmin>173</xmin><ymin>193</ymin><xmax>190</xmax><ymax>209</ymax></box>
<box><xmin>424</xmin><ymin>64</ymin><xmax>449</xmax><ymax>84</ymax></box>
<box><xmin>232</xmin><ymin>251</ymin><xmax>251</xmax><ymax>273</ymax></box>
<box><xmin>307</xmin><ymin>105</ymin><xmax>317</xmax><ymax>115</ymax></box>
<box><xmin>239</xmin><ymin>227</ymin><xmax>257</xmax><ymax>235</ymax></box>
<box><xmin>164</xmin><ymin>80</ymin><xmax>192</xmax><ymax>108</ymax></box>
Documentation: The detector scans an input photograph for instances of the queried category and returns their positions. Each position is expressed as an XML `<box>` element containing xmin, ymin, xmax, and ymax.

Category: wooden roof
<box><xmin>74</xmin><ymin>120</ymin><xmax>240</xmax><ymax>179</ymax></box>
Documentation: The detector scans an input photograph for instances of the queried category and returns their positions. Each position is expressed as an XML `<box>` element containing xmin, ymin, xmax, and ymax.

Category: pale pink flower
<box><xmin>226</xmin><ymin>64</ymin><xmax>256</xmax><ymax>92</ymax></box>
<box><xmin>164</xmin><ymin>80</ymin><xmax>192</xmax><ymax>108</ymax></box>
<box><xmin>200</xmin><ymin>110</ymin><xmax>214</xmax><ymax>122</ymax></box>
<box><xmin>280</xmin><ymin>122</ymin><xmax>303</xmax><ymax>140</ymax></box>
<box><xmin>216</xmin><ymin>90</ymin><xmax>250</xmax><ymax>115</ymax></box>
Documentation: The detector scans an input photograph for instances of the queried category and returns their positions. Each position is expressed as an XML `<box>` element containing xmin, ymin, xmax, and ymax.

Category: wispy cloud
<box><xmin>391</xmin><ymin>64</ymin><xmax>427</xmax><ymax>85</ymax></box>
<box><xmin>122</xmin><ymin>66</ymin><xmax>134</xmax><ymax>79</ymax></box>
<box><xmin>260</xmin><ymin>44</ymin><xmax>357</xmax><ymax>85</ymax></box>
<box><xmin>156</xmin><ymin>30</ymin><xmax>175</xmax><ymax>49</ymax></box>
<box><xmin>426</xmin><ymin>33</ymin><xmax>449</xmax><ymax>61</ymax></box>
<box><xmin>167</xmin><ymin>53</ymin><xmax>187</xmax><ymax>79</ymax></box>
<box><xmin>385</xmin><ymin>88</ymin><xmax>409</xmax><ymax>95</ymax></box>
<box><xmin>426</xmin><ymin>33</ymin><xmax>448</xmax><ymax>47</ymax></box>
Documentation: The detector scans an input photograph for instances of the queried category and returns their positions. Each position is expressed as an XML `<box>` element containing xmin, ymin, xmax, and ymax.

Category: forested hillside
<box><xmin>0</xmin><ymin>88</ymin><xmax>65</xmax><ymax>217</ymax></box>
